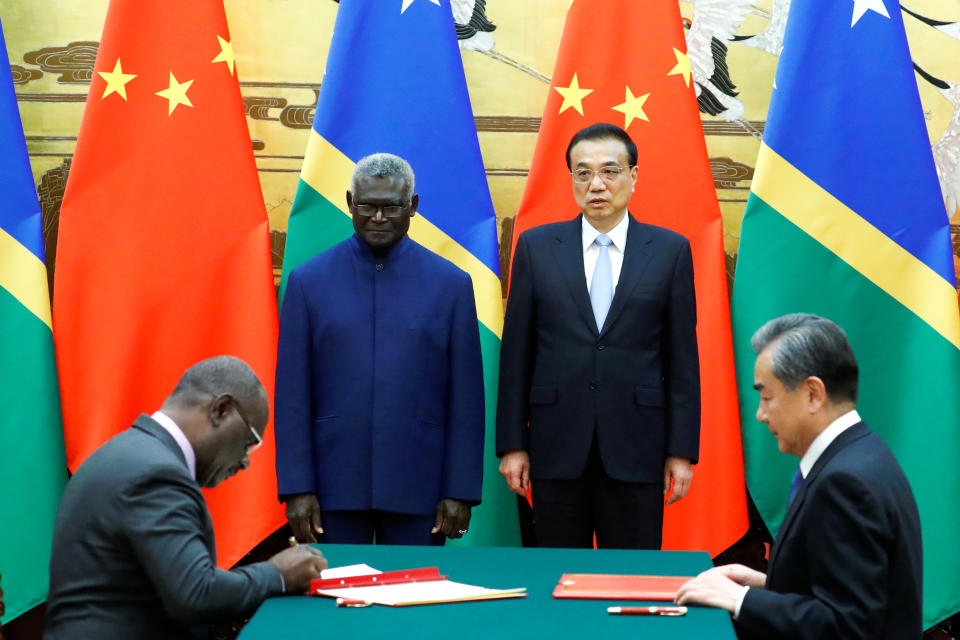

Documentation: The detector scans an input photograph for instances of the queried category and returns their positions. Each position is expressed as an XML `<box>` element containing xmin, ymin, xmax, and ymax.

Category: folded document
<box><xmin>311</xmin><ymin>564</ymin><xmax>527</xmax><ymax>606</ymax></box>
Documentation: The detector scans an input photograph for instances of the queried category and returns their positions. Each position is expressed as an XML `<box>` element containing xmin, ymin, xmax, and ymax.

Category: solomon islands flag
<box><xmin>0</xmin><ymin>18</ymin><xmax>67</xmax><ymax>623</ymax></box>
<box><xmin>731</xmin><ymin>0</ymin><xmax>960</xmax><ymax>627</ymax></box>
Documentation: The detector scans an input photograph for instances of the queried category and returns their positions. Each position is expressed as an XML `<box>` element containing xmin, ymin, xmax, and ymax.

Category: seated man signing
<box><xmin>676</xmin><ymin>314</ymin><xmax>922</xmax><ymax>639</ymax></box>
<box><xmin>44</xmin><ymin>356</ymin><xmax>327</xmax><ymax>640</ymax></box>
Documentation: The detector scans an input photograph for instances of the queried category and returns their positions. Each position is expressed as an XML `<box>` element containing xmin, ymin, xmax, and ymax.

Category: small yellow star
<box><xmin>155</xmin><ymin>72</ymin><xmax>194</xmax><ymax>116</ymax></box>
<box><xmin>97</xmin><ymin>58</ymin><xmax>137</xmax><ymax>101</ymax></box>
<box><xmin>554</xmin><ymin>73</ymin><xmax>593</xmax><ymax>116</ymax></box>
<box><xmin>211</xmin><ymin>35</ymin><xmax>235</xmax><ymax>75</ymax></box>
<box><xmin>667</xmin><ymin>48</ymin><xmax>691</xmax><ymax>87</ymax></box>
<box><xmin>611</xmin><ymin>86</ymin><xmax>650</xmax><ymax>129</ymax></box>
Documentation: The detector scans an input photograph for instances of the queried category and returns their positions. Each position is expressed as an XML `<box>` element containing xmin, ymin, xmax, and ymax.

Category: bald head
<box><xmin>166</xmin><ymin>356</ymin><xmax>265</xmax><ymax>414</ymax></box>
<box><xmin>164</xmin><ymin>356</ymin><xmax>269</xmax><ymax>488</ymax></box>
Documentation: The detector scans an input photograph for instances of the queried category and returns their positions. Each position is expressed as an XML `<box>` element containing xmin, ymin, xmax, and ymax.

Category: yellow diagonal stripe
<box><xmin>0</xmin><ymin>227</ymin><xmax>52</xmax><ymax>329</ymax></box>
<box><xmin>753</xmin><ymin>142</ymin><xmax>960</xmax><ymax>349</ymax></box>
<box><xmin>299</xmin><ymin>130</ymin><xmax>504</xmax><ymax>338</ymax></box>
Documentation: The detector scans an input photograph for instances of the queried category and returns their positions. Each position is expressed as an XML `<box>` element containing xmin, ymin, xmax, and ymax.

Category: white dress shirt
<box><xmin>734</xmin><ymin>409</ymin><xmax>862</xmax><ymax>618</ymax></box>
<box><xmin>582</xmin><ymin>212</ymin><xmax>629</xmax><ymax>293</ymax></box>
<box><xmin>152</xmin><ymin>410</ymin><xmax>197</xmax><ymax>480</ymax></box>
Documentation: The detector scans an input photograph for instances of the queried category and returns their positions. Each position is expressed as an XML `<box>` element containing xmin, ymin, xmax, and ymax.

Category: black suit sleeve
<box><xmin>496</xmin><ymin>233</ymin><xmax>537</xmax><ymax>456</ymax></box>
<box><xmin>119</xmin><ymin>471</ymin><xmax>283</xmax><ymax>625</ymax></box>
<box><xmin>737</xmin><ymin>472</ymin><xmax>895</xmax><ymax>639</ymax></box>
<box><xmin>663</xmin><ymin>238</ymin><xmax>700</xmax><ymax>462</ymax></box>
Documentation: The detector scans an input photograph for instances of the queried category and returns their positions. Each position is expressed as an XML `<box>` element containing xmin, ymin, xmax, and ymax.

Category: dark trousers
<box><xmin>533</xmin><ymin>435</ymin><xmax>663</xmax><ymax>549</ymax></box>
<box><xmin>319</xmin><ymin>510</ymin><xmax>445</xmax><ymax>546</ymax></box>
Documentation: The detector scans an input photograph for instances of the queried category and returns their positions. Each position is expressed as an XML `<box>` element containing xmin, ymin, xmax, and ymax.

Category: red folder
<box><xmin>310</xmin><ymin>567</ymin><xmax>446</xmax><ymax>593</ymax></box>
<box><xmin>552</xmin><ymin>573</ymin><xmax>693</xmax><ymax>601</ymax></box>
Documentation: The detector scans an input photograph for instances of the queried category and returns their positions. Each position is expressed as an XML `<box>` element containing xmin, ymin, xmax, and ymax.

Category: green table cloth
<box><xmin>238</xmin><ymin>544</ymin><xmax>736</xmax><ymax>639</ymax></box>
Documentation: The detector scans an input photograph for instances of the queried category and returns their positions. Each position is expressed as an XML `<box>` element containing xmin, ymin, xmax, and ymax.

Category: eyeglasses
<box><xmin>570</xmin><ymin>165</ymin><xmax>633</xmax><ymax>184</ymax></box>
<box><xmin>237</xmin><ymin>408</ymin><xmax>262</xmax><ymax>454</ymax></box>
<box><xmin>352</xmin><ymin>203</ymin><xmax>408</xmax><ymax>218</ymax></box>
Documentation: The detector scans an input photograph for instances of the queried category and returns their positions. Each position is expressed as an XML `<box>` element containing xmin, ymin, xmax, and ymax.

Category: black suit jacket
<box><xmin>44</xmin><ymin>416</ymin><xmax>284</xmax><ymax>640</ymax></box>
<box><xmin>496</xmin><ymin>214</ymin><xmax>700</xmax><ymax>481</ymax></box>
<box><xmin>737</xmin><ymin>421</ymin><xmax>923</xmax><ymax>639</ymax></box>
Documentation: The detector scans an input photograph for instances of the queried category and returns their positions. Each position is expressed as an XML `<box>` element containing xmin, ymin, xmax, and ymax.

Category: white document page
<box><xmin>313</xmin><ymin>565</ymin><xmax>526</xmax><ymax>606</ymax></box>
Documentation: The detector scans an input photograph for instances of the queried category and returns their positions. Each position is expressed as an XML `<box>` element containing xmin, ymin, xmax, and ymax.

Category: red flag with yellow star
<box><xmin>512</xmin><ymin>0</ymin><xmax>747</xmax><ymax>556</ymax></box>
<box><xmin>53</xmin><ymin>1</ymin><xmax>283</xmax><ymax>567</ymax></box>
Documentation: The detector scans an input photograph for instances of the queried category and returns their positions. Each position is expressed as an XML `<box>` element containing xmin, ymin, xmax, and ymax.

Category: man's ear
<box><xmin>409</xmin><ymin>193</ymin><xmax>419</xmax><ymax>217</ymax></box>
<box><xmin>346</xmin><ymin>190</ymin><xmax>354</xmax><ymax>210</ymax></box>
<box><xmin>804</xmin><ymin>376</ymin><xmax>827</xmax><ymax>412</ymax></box>
<box><xmin>210</xmin><ymin>394</ymin><xmax>234</xmax><ymax>426</ymax></box>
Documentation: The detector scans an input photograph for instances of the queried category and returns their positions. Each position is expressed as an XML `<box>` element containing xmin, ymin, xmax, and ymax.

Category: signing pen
<box><xmin>336</xmin><ymin>598</ymin><xmax>372</xmax><ymax>608</ymax></box>
<box><xmin>607</xmin><ymin>606</ymin><xmax>687</xmax><ymax>616</ymax></box>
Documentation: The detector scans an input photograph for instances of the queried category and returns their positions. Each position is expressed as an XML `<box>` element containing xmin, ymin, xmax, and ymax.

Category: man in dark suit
<box><xmin>496</xmin><ymin>123</ymin><xmax>700</xmax><ymax>549</ymax></box>
<box><xmin>44</xmin><ymin>356</ymin><xmax>327</xmax><ymax>640</ymax></box>
<box><xmin>676</xmin><ymin>314</ymin><xmax>923</xmax><ymax>639</ymax></box>
<box><xmin>276</xmin><ymin>153</ymin><xmax>484</xmax><ymax>546</ymax></box>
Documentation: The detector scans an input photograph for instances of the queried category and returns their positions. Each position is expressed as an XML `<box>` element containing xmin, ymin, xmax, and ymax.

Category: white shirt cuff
<box><xmin>733</xmin><ymin>585</ymin><xmax>750</xmax><ymax>619</ymax></box>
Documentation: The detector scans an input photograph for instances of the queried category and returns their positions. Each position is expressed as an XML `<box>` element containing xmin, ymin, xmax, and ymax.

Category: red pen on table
<box><xmin>607</xmin><ymin>605</ymin><xmax>687</xmax><ymax>616</ymax></box>
<box><xmin>336</xmin><ymin>598</ymin><xmax>372</xmax><ymax>608</ymax></box>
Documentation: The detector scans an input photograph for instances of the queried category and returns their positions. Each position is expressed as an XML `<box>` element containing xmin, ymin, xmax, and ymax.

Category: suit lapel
<box><xmin>767</xmin><ymin>422</ymin><xmax>871</xmax><ymax>573</ymax></box>
<box><xmin>768</xmin><ymin>483</ymin><xmax>806</xmax><ymax>572</ymax></box>
<box><xmin>600</xmin><ymin>215</ymin><xmax>653</xmax><ymax>336</ymax></box>
<box><xmin>551</xmin><ymin>216</ymin><xmax>599</xmax><ymax>334</ymax></box>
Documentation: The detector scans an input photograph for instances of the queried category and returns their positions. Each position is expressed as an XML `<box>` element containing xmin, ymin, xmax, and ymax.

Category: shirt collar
<box><xmin>799</xmin><ymin>409</ymin><xmax>861</xmax><ymax>478</ymax></box>
<box><xmin>582</xmin><ymin>212</ymin><xmax>629</xmax><ymax>253</ymax></box>
<box><xmin>152</xmin><ymin>410</ymin><xmax>197</xmax><ymax>480</ymax></box>
<box><xmin>351</xmin><ymin>233</ymin><xmax>412</xmax><ymax>262</ymax></box>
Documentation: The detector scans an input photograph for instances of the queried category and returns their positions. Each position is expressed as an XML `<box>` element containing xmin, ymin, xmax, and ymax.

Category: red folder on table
<box><xmin>310</xmin><ymin>567</ymin><xmax>446</xmax><ymax>592</ymax></box>
<box><xmin>552</xmin><ymin>574</ymin><xmax>693</xmax><ymax>601</ymax></box>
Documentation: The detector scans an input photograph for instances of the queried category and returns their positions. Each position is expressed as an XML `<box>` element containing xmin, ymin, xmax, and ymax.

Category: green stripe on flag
<box><xmin>448</xmin><ymin>325</ymin><xmax>520</xmax><ymax>547</ymax></box>
<box><xmin>0</xmin><ymin>286</ymin><xmax>66</xmax><ymax>623</ymax></box>
<box><xmin>732</xmin><ymin>196</ymin><xmax>960</xmax><ymax>627</ymax></box>
<box><xmin>278</xmin><ymin>179</ymin><xmax>354</xmax><ymax>302</ymax></box>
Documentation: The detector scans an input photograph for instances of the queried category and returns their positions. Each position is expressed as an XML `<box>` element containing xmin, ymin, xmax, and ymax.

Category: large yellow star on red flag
<box><xmin>667</xmin><ymin>48</ymin><xmax>691</xmax><ymax>87</ymax></box>
<box><xmin>554</xmin><ymin>73</ymin><xmax>593</xmax><ymax>115</ymax></box>
<box><xmin>211</xmin><ymin>35</ymin><xmax>235</xmax><ymax>75</ymax></box>
<box><xmin>611</xmin><ymin>86</ymin><xmax>650</xmax><ymax>129</ymax></box>
<box><xmin>97</xmin><ymin>58</ymin><xmax>137</xmax><ymax>101</ymax></box>
<box><xmin>155</xmin><ymin>72</ymin><xmax>194</xmax><ymax>115</ymax></box>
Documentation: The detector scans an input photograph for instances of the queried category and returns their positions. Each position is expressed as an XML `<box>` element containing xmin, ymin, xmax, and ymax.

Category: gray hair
<box><xmin>169</xmin><ymin>355</ymin><xmax>265</xmax><ymax>410</ymax></box>
<box><xmin>351</xmin><ymin>153</ymin><xmax>415</xmax><ymax>201</ymax></box>
<box><xmin>751</xmin><ymin>313</ymin><xmax>859</xmax><ymax>403</ymax></box>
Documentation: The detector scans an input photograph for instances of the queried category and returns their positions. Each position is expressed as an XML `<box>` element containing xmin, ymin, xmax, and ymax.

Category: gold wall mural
<box><xmin>4</xmin><ymin>0</ymin><xmax>960</xmax><ymax>289</ymax></box>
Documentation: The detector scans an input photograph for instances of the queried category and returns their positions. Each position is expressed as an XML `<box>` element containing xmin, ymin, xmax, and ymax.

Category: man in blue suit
<box><xmin>676</xmin><ymin>314</ymin><xmax>922</xmax><ymax>639</ymax></box>
<box><xmin>275</xmin><ymin>153</ymin><xmax>485</xmax><ymax>545</ymax></box>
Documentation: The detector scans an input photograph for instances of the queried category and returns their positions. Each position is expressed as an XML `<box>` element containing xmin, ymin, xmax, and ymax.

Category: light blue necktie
<box><xmin>788</xmin><ymin>466</ymin><xmax>805</xmax><ymax>505</ymax></box>
<box><xmin>590</xmin><ymin>234</ymin><xmax>613</xmax><ymax>332</ymax></box>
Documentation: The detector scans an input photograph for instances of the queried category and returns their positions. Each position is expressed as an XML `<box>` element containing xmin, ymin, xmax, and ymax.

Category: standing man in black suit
<box><xmin>496</xmin><ymin>123</ymin><xmax>701</xmax><ymax>549</ymax></box>
<box><xmin>676</xmin><ymin>314</ymin><xmax>923</xmax><ymax>639</ymax></box>
<box><xmin>44</xmin><ymin>356</ymin><xmax>328</xmax><ymax>640</ymax></box>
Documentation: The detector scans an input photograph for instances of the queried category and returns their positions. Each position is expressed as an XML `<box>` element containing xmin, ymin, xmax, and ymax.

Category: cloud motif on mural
<box><xmin>11</xmin><ymin>65</ymin><xmax>43</xmax><ymax>85</ymax></box>
<box><xmin>23</xmin><ymin>41</ymin><xmax>98</xmax><ymax>84</ymax></box>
